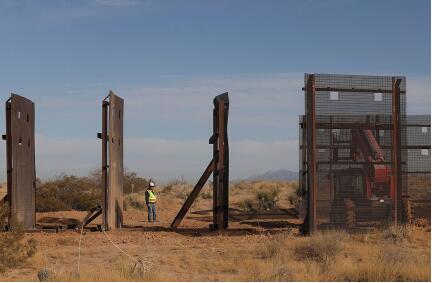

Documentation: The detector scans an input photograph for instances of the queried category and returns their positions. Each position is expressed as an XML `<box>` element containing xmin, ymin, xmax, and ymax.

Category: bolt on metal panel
<box><xmin>100</xmin><ymin>91</ymin><xmax>124</xmax><ymax>230</ymax></box>
<box><xmin>4</xmin><ymin>94</ymin><xmax>36</xmax><ymax>230</ymax></box>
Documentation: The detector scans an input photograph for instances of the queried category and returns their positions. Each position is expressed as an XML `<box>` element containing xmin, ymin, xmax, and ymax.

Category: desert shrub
<box><xmin>293</xmin><ymin>232</ymin><xmax>342</xmax><ymax>262</ymax></box>
<box><xmin>0</xmin><ymin>205</ymin><xmax>37</xmax><ymax>273</ymax></box>
<box><xmin>37</xmin><ymin>268</ymin><xmax>57</xmax><ymax>282</ymax></box>
<box><xmin>333</xmin><ymin>243</ymin><xmax>430</xmax><ymax>282</ymax></box>
<box><xmin>239</xmin><ymin>199</ymin><xmax>254</xmax><ymax>211</ymax></box>
<box><xmin>124</xmin><ymin>171</ymin><xmax>149</xmax><ymax>194</ymax></box>
<box><xmin>162</xmin><ymin>184</ymin><xmax>174</xmax><ymax>193</ymax></box>
<box><xmin>89</xmin><ymin>168</ymin><xmax>149</xmax><ymax>194</ymax></box>
<box><xmin>201</xmin><ymin>189</ymin><xmax>212</xmax><ymax>199</ymax></box>
<box><xmin>256</xmin><ymin>240</ymin><xmax>281</xmax><ymax>259</ymax></box>
<box><xmin>124</xmin><ymin>194</ymin><xmax>146</xmax><ymax>211</ymax></box>
<box><xmin>162</xmin><ymin>179</ymin><xmax>188</xmax><ymax>194</ymax></box>
<box><xmin>34</xmin><ymin>170</ymin><xmax>149</xmax><ymax>212</ymax></box>
<box><xmin>382</xmin><ymin>224</ymin><xmax>411</xmax><ymax>243</ymax></box>
<box><xmin>175</xmin><ymin>189</ymin><xmax>190</xmax><ymax>200</ymax></box>
<box><xmin>35</xmin><ymin>195</ymin><xmax>70</xmax><ymax>212</ymax></box>
<box><xmin>377</xmin><ymin>243</ymin><xmax>411</xmax><ymax>264</ymax></box>
<box><xmin>231</xmin><ymin>181</ymin><xmax>250</xmax><ymax>191</ymax></box>
<box><xmin>255</xmin><ymin>188</ymin><xmax>280</xmax><ymax>210</ymax></box>
<box><xmin>36</xmin><ymin>174</ymin><xmax>101</xmax><ymax>212</ymax></box>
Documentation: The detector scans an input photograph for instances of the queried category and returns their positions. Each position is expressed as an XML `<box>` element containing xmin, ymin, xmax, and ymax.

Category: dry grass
<box><xmin>0</xmin><ymin>205</ymin><xmax>38</xmax><ymax>274</ymax></box>
<box><xmin>123</xmin><ymin>193</ymin><xmax>146</xmax><ymax>211</ymax></box>
<box><xmin>234</xmin><ymin>225</ymin><xmax>430</xmax><ymax>282</ymax></box>
<box><xmin>0</xmin><ymin>181</ymin><xmax>430</xmax><ymax>281</ymax></box>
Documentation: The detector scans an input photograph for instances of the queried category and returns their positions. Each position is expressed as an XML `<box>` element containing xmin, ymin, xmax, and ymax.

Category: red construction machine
<box><xmin>330</xmin><ymin>128</ymin><xmax>395</xmax><ymax>227</ymax></box>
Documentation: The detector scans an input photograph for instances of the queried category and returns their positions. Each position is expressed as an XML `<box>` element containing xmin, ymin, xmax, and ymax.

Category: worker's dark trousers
<box><xmin>147</xmin><ymin>203</ymin><xmax>156</xmax><ymax>222</ymax></box>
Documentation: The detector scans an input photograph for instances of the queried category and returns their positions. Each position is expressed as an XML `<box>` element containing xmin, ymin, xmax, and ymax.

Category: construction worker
<box><xmin>145</xmin><ymin>180</ymin><xmax>157</xmax><ymax>222</ymax></box>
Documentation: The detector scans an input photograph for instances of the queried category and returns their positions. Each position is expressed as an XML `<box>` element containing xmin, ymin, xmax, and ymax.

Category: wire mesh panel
<box><xmin>402</xmin><ymin>115</ymin><xmax>431</xmax><ymax>219</ymax></box>
<box><xmin>315</xmin><ymin>115</ymin><xmax>397</xmax><ymax>229</ymax></box>
<box><xmin>302</xmin><ymin>74</ymin><xmax>411</xmax><ymax>231</ymax></box>
<box><xmin>305</xmin><ymin>73</ymin><xmax>406</xmax><ymax>116</ymax></box>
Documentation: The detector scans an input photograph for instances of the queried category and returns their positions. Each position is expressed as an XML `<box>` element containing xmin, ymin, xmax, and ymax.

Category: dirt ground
<box><xmin>0</xmin><ymin>182</ymin><xmax>430</xmax><ymax>281</ymax></box>
<box><xmin>1</xmin><ymin>181</ymin><xmax>301</xmax><ymax>281</ymax></box>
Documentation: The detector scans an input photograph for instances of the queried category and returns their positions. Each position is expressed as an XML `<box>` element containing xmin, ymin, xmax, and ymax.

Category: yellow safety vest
<box><xmin>147</xmin><ymin>190</ymin><xmax>157</xmax><ymax>203</ymax></box>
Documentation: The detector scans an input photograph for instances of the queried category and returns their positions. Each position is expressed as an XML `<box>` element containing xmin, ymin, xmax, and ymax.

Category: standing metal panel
<box><xmin>305</xmin><ymin>75</ymin><xmax>317</xmax><ymax>233</ymax></box>
<box><xmin>213</xmin><ymin>93</ymin><xmax>229</xmax><ymax>230</ymax></box>
<box><xmin>392</xmin><ymin>78</ymin><xmax>402</xmax><ymax>223</ymax></box>
<box><xmin>100</xmin><ymin>91</ymin><xmax>124</xmax><ymax>230</ymax></box>
<box><xmin>5</xmin><ymin>94</ymin><xmax>36</xmax><ymax>230</ymax></box>
<box><xmin>171</xmin><ymin>92</ymin><xmax>229</xmax><ymax>230</ymax></box>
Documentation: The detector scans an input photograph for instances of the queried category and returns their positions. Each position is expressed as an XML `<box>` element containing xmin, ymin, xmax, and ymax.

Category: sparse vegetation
<box><xmin>293</xmin><ymin>231</ymin><xmax>343</xmax><ymax>262</ymax></box>
<box><xmin>200</xmin><ymin>188</ymin><xmax>212</xmax><ymax>200</ymax></box>
<box><xmin>255</xmin><ymin>187</ymin><xmax>280</xmax><ymax>210</ymax></box>
<box><xmin>239</xmin><ymin>199</ymin><xmax>254</xmax><ymax>211</ymax></box>
<box><xmin>124</xmin><ymin>193</ymin><xmax>146</xmax><ymax>211</ymax></box>
<box><xmin>0</xmin><ymin>205</ymin><xmax>37</xmax><ymax>273</ymax></box>
<box><xmin>0</xmin><ymin>180</ymin><xmax>429</xmax><ymax>281</ymax></box>
<box><xmin>239</xmin><ymin>225</ymin><xmax>430</xmax><ymax>282</ymax></box>
<box><xmin>382</xmin><ymin>224</ymin><xmax>411</xmax><ymax>243</ymax></box>
<box><xmin>36</xmin><ymin>169</ymin><xmax>149</xmax><ymax>212</ymax></box>
<box><xmin>36</xmin><ymin>174</ymin><xmax>101</xmax><ymax>212</ymax></box>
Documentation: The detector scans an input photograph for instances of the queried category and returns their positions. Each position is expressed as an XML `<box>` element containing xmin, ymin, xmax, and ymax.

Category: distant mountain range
<box><xmin>246</xmin><ymin>169</ymin><xmax>298</xmax><ymax>181</ymax></box>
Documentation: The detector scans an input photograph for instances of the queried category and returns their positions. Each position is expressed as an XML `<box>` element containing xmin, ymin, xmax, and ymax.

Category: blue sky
<box><xmin>0</xmin><ymin>0</ymin><xmax>430</xmax><ymax>181</ymax></box>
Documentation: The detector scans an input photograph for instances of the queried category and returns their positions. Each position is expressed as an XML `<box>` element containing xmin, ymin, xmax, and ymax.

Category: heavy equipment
<box><xmin>329</xmin><ymin>128</ymin><xmax>394</xmax><ymax>227</ymax></box>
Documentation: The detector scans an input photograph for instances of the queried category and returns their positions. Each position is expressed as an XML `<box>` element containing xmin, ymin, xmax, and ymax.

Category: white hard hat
<box><xmin>149</xmin><ymin>181</ymin><xmax>155</xmax><ymax>187</ymax></box>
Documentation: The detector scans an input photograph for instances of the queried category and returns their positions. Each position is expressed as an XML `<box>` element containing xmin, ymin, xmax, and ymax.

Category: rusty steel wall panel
<box><xmin>6</xmin><ymin>94</ymin><xmax>36</xmax><ymax>230</ymax></box>
<box><xmin>101</xmin><ymin>91</ymin><xmax>124</xmax><ymax>230</ymax></box>
<box><xmin>213</xmin><ymin>93</ymin><xmax>229</xmax><ymax>230</ymax></box>
<box><xmin>171</xmin><ymin>92</ymin><xmax>229</xmax><ymax>230</ymax></box>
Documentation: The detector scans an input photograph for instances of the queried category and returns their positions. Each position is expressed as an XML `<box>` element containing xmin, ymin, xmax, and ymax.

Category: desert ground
<box><xmin>0</xmin><ymin>181</ymin><xmax>430</xmax><ymax>281</ymax></box>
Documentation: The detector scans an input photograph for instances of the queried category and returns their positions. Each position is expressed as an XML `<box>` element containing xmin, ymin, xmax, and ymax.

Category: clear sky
<box><xmin>0</xmin><ymin>0</ymin><xmax>430</xmax><ymax>181</ymax></box>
